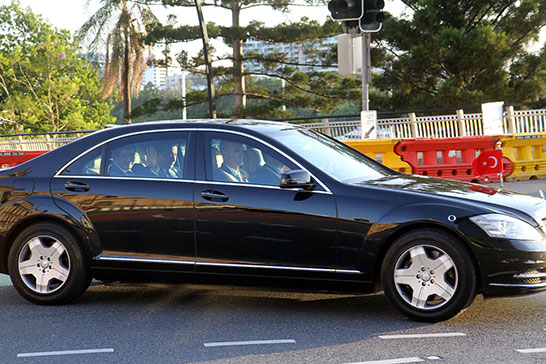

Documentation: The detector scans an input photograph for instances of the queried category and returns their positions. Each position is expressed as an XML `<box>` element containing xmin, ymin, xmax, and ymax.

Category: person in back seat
<box><xmin>108</xmin><ymin>146</ymin><xmax>135</xmax><ymax>176</ymax></box>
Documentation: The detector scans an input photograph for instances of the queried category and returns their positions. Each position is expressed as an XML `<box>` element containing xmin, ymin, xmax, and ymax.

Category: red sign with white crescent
<box><xmin>473</xmin><ymin>149</ymin><xmax>503</xmax><ymax>176</ymax></box>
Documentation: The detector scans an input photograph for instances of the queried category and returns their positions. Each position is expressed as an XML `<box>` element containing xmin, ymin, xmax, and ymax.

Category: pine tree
<box><xmin>373</xmin><ymin>0</ymin><xmax>546</xmax><ymax>110</ymax></box>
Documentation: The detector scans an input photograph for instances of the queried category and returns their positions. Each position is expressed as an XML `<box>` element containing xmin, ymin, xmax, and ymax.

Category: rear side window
<box><xmin>61</xmin><ymin>147</ymin><xmax>103</xmax><ymax>176</ymax></box>
<box><xmin>105</xmin><ymin>132</ymin><xmax>189</xmax><ymax>179</ymax></box>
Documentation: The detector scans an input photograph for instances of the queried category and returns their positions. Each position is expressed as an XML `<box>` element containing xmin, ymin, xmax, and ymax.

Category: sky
<box><xmin>1</xmin><ymin>0</ymin><xmax>409</xmax><ymax>60</ymax></box>
<box><xmin>2</xmin><ymin>0</ymin><xmax>544</xmax><ymax>60</ymax></box>
<box><xmin>5</xmin><ymin>0</ymin><xmax>407</xmax><ymax>30</ymax></box>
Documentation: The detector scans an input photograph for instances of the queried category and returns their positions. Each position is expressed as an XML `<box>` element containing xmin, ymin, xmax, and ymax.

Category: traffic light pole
<box><xmin>361</xmin><ymin>32</ymin><xmax>371</xmax><ymax>112</ymax></box>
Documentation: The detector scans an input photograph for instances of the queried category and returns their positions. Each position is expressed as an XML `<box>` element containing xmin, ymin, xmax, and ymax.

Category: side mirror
<box><xmin>280</xmin><ymin>170</ymin><xmax>316</xmax><ymax>190</ymax></box>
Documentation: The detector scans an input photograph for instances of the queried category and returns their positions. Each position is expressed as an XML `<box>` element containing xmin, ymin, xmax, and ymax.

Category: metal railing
<box><xmin>0</xmin><ymin>131</ymin><xmax>93</xmax><ymax>151</ymax></box>
<box><xmin>301</xmin><ymin>107</ymin><xmax>546</xmax><ymax>139</ymax></box>
<box><xmin>0</xmin><ymin>107</ymin><xmax>545</xmax><ymax>151</ymax></box>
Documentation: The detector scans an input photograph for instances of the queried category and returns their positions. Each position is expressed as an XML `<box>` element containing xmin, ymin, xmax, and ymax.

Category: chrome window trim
<box><xmin>490</xmin><ymin>282</ymin><xmax>546</xmax><ymax>288</ymax></box>
<box><xmin>193</xmin><ymin>179</ymin><xmax>332</xmax><ymax>195</ymax></box>
<box><xmin>53</xmin><ymin>127</ymin><xmax>332</xmax><ymax>193</ymax></box>
<box><xmin>94</xmin><ymin>254</ymin><xmax>361</xmax><ymax>275</ymax></box>
<box><xmin>52</xmin><ymin>175</ymin><xmax>331</xmax><ymax>195</ymax></box>
<box><xmin>54</xmin><ymin>128</ymin><xmax>193</xmax><ymax>177</ymax></box>
<box><xmin>95</xmin><ymin>255</ymin><xmax>194</xmax><ymax>265</ymax></box>
<box><xmin>54</xmin><ymin>174</ymin><xmax>195</xmax><ymax>184</ymax></box>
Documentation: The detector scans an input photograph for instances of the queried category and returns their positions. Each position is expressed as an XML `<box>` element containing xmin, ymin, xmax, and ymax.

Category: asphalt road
<box><xmin>487</xmin><ymin>179</ymin><xmax>545</xmax><ymax>197</ymax></box>
<box><xmin>0</xmin><ymin>179</ymin><xmax>545</xmax><ymax>364</ymax></box>
<box><xmin>0</xmin><ymin>283</ymin><xmax>545</xmax><ymax>364</ymax></box>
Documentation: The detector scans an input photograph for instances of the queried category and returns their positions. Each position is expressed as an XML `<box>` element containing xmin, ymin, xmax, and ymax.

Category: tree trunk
<box><xmin>232</xmin><ymin>3</ymin><xmax>245</xmax><ymax>108</ymax></box>
<box><xmin>123</xmin><ymin>30</ymin><xmax>131</xmax><ymax>124</ymax></box>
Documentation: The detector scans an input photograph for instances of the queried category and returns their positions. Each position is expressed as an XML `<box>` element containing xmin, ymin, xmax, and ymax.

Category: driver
<box><xmin>218</xmin><ymin>140</ymin><xmax>247</xmax><ymax>182</ymax></box>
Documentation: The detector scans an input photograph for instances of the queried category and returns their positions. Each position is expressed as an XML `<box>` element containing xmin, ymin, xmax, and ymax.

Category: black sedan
<box><xmin>1</xmin><ymin>120</ymin><xmax>545</xmax><ymax>322</ymax></box>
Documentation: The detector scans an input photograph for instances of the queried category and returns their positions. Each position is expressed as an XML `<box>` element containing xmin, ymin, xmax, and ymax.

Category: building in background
<box><xmin>141</xmin><ymin>64</ymin><xmax>169</xmax><ymax>89</ymax></box>
<box><xmin>243</xmin><ymin>37</ymin><xmax>336</xmax><ymax>74</ymax></box>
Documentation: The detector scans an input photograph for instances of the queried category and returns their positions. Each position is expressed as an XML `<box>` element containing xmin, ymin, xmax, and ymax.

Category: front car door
<box><xmin>194</xmin><ymin>130</ymin><xmax>339</xmax><ymax>278</ymax></box>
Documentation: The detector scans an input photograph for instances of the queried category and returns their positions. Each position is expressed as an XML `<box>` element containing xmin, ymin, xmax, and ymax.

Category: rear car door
<box><xmin>50</xmin><ymin>130</ymin><xmax>196</xmax><ymax>270</ymax></box>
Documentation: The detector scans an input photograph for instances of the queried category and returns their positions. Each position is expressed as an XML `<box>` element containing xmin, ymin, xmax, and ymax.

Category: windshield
<box><xmin>275</xmin><ymin>128</ymin><xmax>392</xmax><ymax>182</ymax></box>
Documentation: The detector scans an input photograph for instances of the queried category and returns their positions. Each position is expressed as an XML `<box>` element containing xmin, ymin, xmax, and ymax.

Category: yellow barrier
<box><xmin>500</xmin><ymin>133</ymin><xmax>546</xmax><ymax>181</ymax></box>
<box><xmin>344</xmin><ymin>139</ymin><xmax>412</xmax><ymax>173</ymax></box>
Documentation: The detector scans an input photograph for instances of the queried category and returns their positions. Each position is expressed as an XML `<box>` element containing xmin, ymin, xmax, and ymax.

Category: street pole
<box><xmin>361</xmin><ymin>32</ymin><xmax>370</xmax><ymax>112</ymax></box>
<box><xmin>360</xmin><ymin>32</ymin><xmax>377</xmax><ymax>139</ymax></box>
<box><xmin>195</xmin><ymin>0</ymin><xmax>216</xmax><ymax>119</ymax></box>
<box><xmin>181</xmin><ymin>70</ymin><xmax>187</xmax><ymax>120</ymax></box>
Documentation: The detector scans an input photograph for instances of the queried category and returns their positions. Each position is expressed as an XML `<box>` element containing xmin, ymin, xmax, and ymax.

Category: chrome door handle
<box><xmin>201</xmin><ymin>190</ymin><xmax>229</xmax><ymax>202</ymax></box>
<box><xmin>64</xmin><ymin>181</ymin><xmax>90</xmax><ymax>192</ymax></box>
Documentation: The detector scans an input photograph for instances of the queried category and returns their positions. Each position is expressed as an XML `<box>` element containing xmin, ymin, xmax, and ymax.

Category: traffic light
<box><xmin>360</xmin><ymin>0</ymin><xmax>385</xmax><ymax>32</ymax></box>
<box><xmin>328</xmin><ymin>0</ymin><xmax>364</xmax><ymax>21</ymax></box>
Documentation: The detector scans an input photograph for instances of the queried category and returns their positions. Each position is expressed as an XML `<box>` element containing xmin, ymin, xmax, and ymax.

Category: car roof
<box><xmin>0</xmin><ymin>119</ymin><xmax>301</xmax><ymax>177</ymax></box>
<box><xmin>104</xmin><ymin>119</ymin><xmax>297</xmax><ymax>133</ymax></box>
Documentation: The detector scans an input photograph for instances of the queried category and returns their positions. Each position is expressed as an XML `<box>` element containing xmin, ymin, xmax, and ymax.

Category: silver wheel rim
<box><xmin>17</xmin><ymin>235</ymin><xmax>70</xmax><ymax>294</ymax></box>
<box><xmin>393</xmin><ymin>244</ymin><xmax>458</xmax><ymax>311</ymax></box>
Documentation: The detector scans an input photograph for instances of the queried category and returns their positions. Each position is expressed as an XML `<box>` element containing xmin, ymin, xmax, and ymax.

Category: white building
<box><xmin>141</xmin><ymin>65</ymin><xmax>168</xmax><ymax>89</ymax></box>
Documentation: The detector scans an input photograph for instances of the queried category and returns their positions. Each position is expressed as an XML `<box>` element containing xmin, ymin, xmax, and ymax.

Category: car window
<box><xmin>61</xmin><ymin>146</ymin><xmax>103</xmax><ymax>176</ymax></box>
<box><xmin>204</xmin><ymin>132</ymin><xmax>296</xmax><ymax>186</ymax></box>
<box><xmin>106</xmin><ymin>132</ymin><xmax>188</xmax><ymax>179</ymax></box>
<box><xmin>274</xmin><ymin>128</ymin><xmax>390</xmax><ymax>183</ymax></box>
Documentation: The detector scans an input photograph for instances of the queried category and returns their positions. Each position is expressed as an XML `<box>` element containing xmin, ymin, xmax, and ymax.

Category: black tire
<box><xmin>8</xmin><ymin>222</ymin><xmax>91</xmax><ymax>305</ymax></box>
<box><xmin>381</xmin><ymin>229</ymin><xmax>477</xmax><ymax>322</ymax></box>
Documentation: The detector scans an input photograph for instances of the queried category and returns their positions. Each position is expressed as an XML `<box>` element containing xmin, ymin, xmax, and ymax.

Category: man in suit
<box><xmin>218</xmin><ymin>140</ymin><xmax>247</xmax><ymax>182</ymax></box>
<box><xmin>108</xmin><ymin>146</ymin><xmax>135</xmax><ymax>176</ymax></box>
<box><xmin>143</xmin><ymin>144</ymin><xmax>182</xmax><ymax>179</ymax></box>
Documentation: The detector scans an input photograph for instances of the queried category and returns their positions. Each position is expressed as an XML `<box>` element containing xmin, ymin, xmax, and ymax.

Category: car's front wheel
<box><xmin>381</xmin><ymin>229</ymin><xmax>477</xmax><ymax>322</ymax></box>
<box><xmin>8</xmin><ymin>222</ymin><xmax>91</xmax><ymax>305</ymax></box>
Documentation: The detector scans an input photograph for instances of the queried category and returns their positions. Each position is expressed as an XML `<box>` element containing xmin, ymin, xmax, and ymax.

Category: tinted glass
<box><xmin>204</xmin><ymin>132</ymin><xmax>296</xmax><ymax>186</ymax></box>
<box><xmin>61</xmin><ymin>146</ymin><xmax>103</xmax><ymax>176</ymax></box>
<box><xmin>275</xmin><ymin>128</ymin><xmax>391</xmax><ymax>182</ymax></box>
<box><xmin>106</xmin><ymin>132</ymin><xmax>188</xmax><ymax>179</ymax></box>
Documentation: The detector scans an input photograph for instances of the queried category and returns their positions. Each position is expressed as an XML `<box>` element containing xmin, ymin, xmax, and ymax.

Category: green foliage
<box><xmin>373</xmin><ymin>0</ymin><xmax>546</xmax><ymax>110</ymax></box>
<box><xmin>0</xmin><ymin>1</ymin><xmax>114</xmax><ymax>133</ymax></box>
<box><xmin>143</xmin><ymin>0</ymin><xmax>363</xmax><ymax>119</ymax></box>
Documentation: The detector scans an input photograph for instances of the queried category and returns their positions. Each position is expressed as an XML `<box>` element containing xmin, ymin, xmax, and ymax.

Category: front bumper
<box><xmin>478</xmin><ymin>240</ymin><xmax>546</xmax><ymax>296</ymax></box>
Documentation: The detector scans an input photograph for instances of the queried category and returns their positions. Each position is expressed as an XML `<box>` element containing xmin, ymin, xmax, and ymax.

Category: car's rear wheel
<box><xmin>8</xmin><ymin>223</ymin><xmax>91</xmax><ymax>305</ymax></box>
<box><xmin>381</xmin><ymin>229</ymin><xmax>477</xmax><ymax>322</ymax></box>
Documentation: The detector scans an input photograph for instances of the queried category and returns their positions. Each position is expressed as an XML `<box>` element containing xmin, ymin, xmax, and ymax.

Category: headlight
<box><xmin>470</xmin><ymin>214</ymin><xmax>544</xmax><ymax>241</ymax></box>
<box><xmin>470</xmin><ymin>213</ymin><xmax>544</xmax><ymax>241</ymax></box>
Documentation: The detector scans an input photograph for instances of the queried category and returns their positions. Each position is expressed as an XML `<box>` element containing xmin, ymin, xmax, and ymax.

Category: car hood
<box><xmin>354</xmin><ymin>174</ymin><xmax>546</xmax><ymax>226</ymax></box>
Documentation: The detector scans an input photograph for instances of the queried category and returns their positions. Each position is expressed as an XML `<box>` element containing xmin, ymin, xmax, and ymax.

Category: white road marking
<box><xmin>342</xmin><ymin>357</ymin><xmax>425</xmax><ymax>364</ymax></box>
<box><xmin>17</xmin><ymin>348</ymin><xmax>114</xmax><ymax>358</ymax></box>
<box><xmin>0</xmin><ymin>274</ymin><xmax>11</xmax><ymax>286</ymax></box>
<box><xmin>517</xmin><ymin>347</ymin><xmax>546</xmax><ymax>354</ymax></box>
<box><xmin>204</xmin><ymin>339</ymin><xmax>296</xmax><ymax>347</ymax></box>
<box><xmin>378</xmin><ymin>333</ymin><xmax>466</xmax><ymax>339</ymax></box>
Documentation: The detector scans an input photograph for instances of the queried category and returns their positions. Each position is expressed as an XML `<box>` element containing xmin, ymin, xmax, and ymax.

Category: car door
<box><xmin>51</xmin><ymin>130</ymin><xmax>196</xmax><ymax>269</ymax></box>
<box><xmin>194</xmin><ymin>130</ymin><xmax>339</xmax><ymax>277</ymax></box>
